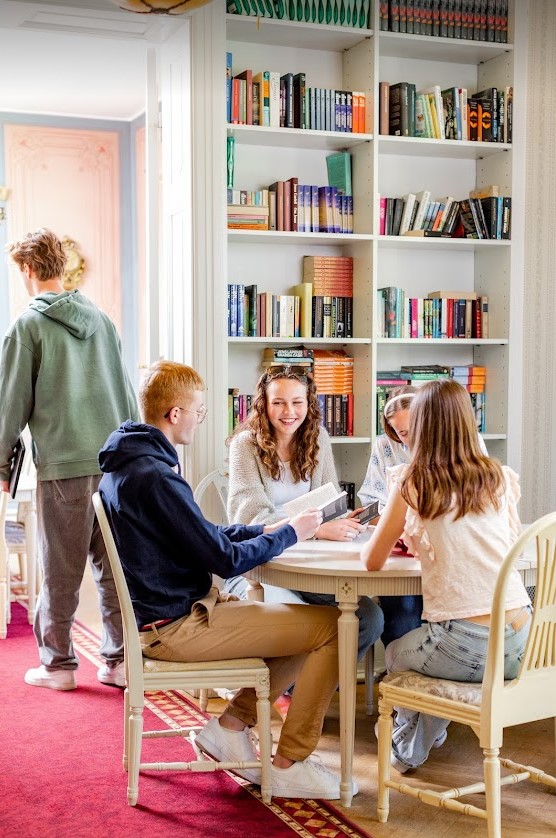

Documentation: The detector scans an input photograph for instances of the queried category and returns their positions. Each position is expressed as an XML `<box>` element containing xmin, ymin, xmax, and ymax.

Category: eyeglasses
<box><xmin>164</xmin><ymin>405</ymin><xmax>208</xmax><ymax>424</ymax></box>
<box><xmin>262</xmin><ymin>364</ymin><xmax>312</xmax><ymax>381</ymax></box>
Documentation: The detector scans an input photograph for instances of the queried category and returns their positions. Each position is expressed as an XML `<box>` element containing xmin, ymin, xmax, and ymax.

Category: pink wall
<box><xmin>5</xmin><ymin>124</ymin><xmax>121</xmax><ymax>331</ymax></box>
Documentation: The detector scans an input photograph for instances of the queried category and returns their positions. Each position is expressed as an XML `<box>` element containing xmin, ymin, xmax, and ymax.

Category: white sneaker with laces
<box><xmin>24</xmin><ymin>665</ymin><xmax>76</xmax><ymax>691</ymax></box>
<box><xmin>271</xmin><ymin>756</ymin><xmax>358</xmax><ymax>800</ymax></box>
<box><xmin>97</xmin><ymin>661</ymin><xmax>126</xmax><ymax>688</ymax></box>
<box><xmin>195</xmin><ymin>716</ymin><xmax>261</xmax><ymax>783</ymax></box>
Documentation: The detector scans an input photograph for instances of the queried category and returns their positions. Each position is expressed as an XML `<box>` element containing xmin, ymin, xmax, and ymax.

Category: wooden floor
<box><xmin>76</xmin><ymin>567</ymin><xmax>556</xmax><ymax>838</ymax></box>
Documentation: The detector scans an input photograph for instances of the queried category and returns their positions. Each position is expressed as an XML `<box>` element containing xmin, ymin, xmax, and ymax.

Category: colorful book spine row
<box><xmin>379</xmin><ymin>0</ymin><xmax>508</xmax><ymax>42</ymax></box>
<box><xmin>226</xmin><ymin>59</ymin><xmax>369</xmax><ymax>132</ymax></box>
<box><xmin>377</xmin><ymin>288</ymin><xmax>489</xmax><ymax>339</ymax></box>
<box><xmin>226</xmin><ymin>0</ymin><xmax>370</xmax><ymax>29</ymax></box>
<box><xmin>227</xmin><ymin>284</ymin><xmax>353</xmax><ymax>338</ymax></box>
<box><xmin>319</xmin><ymin>393</ymin><xmax>354</xmax><ymax>437</ymax></box>
<box><xmin>227</xmin><ymin>189</ymin><xmax>270</xmax><ymax>230</ymax></box>
<box><xmin>262</xmin><ymin>180</ymin><xmax>353</xmax><ymax>234</ymax></box>
<box><xmin>379</xmin><ymin>81</ymin><xmax>512</xmax><ymax>144</ymax></box>
<box><xmin>379</xmin><ymin>192</ymin><xmax>511</xmax><ymax>239</ymax></box>
<box><xmin>228</xmin><ymin>389</ymin><xmax>253</xmax><ymax>435</ymax></box>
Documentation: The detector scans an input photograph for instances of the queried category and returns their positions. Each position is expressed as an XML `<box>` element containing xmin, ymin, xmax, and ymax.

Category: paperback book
<box><xmin>283</xmin><ymin>482</ymin><xmax>347</xmax><ymax>523</ymax></box>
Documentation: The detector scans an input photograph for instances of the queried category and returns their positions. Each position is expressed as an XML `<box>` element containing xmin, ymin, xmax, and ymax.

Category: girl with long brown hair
<box><xmin>361</xmin><ymin>379</ymin><xmax>531</xmax><ymax>772</ymax></box>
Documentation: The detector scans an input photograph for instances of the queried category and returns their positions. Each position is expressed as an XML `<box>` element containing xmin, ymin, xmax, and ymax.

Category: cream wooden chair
<box><xmin>376</xmin><ymin>512</ymin><xmax>556</xmax><ymax>838</ymax></box>
<box><xmin>193</xmin><ymin>468</ymin><xmax>229</xmax><ymax>522</ymax></box>
<box><xmin>92</xmin><ymin>492</ymin><xmax>273</xmax><ymax>806</ymax></box>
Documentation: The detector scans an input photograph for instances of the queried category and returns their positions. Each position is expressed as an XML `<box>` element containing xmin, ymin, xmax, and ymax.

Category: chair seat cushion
<box><xmin>382</xmin><ymin>671</ymin><xmax>484</xmax><ymax>706</ymax></box>
<box><xmin>143</xmin><ymin>656</ymin><xmax>267</xmax><ymax>674</ymax></box>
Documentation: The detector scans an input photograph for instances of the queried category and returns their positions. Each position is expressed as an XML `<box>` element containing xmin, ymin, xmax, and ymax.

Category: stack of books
<box><xmin>261</xmin><ymin>346</ymin><xmax>314</xmax><ymax>373</ymax></box>
<box><xmin>227</xmin><ymin>188</ymin><xmax>269</xmax><ymax>231</ymax></box>
<box><xmin>303</xmin><ymin>256</ymin><xmax>353</xmax><ymax>339</ymax></box>
<box><xmin>313</xmin><ymin>349</ymin><xmax>354</xmax><ymax>437</ymax></box>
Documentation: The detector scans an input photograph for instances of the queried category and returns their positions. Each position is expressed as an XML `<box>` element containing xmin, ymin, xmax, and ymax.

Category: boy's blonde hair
<box><xmin>140</xmin><ymin>361</ymin><xmax>205</xmax><ymax>425</ymax></box>
<box><xmin>7</xmin><ymin>228</ymin><xmax>66</xmax><ymax>281</ymax></box>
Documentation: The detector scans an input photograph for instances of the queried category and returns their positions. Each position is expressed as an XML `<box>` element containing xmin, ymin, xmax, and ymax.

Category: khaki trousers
<box><xmin>141</xmin><ymin>588</ymin><xmax>339</xmax><ymax>762</ymax></box>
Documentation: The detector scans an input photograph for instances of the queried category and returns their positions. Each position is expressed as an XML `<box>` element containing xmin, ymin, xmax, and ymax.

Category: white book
<box><xmin>283</xmin><ymin>482</ymin><xmax>347</xmax><ymax>523</ymax></box>
<box><xmin>412</xmin><ymin>190</ymin><xmax>431</xmax><ymax>231</ymax></box>
<box><xmin>269</xmin><ymin>71</ymin><xmax>280</xmax><ymax>128</ymax></box>
<box><xmin>399</xmin><ymin>193</ymin><xmax>416</xmax><ymax>235</ymax></box>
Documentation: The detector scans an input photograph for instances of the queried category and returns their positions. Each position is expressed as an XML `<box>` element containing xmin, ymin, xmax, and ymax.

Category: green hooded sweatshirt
<box><xmin>0</xmin><ymin>290</ymin><xmax>138</xmax><ymax>482</ymax></box>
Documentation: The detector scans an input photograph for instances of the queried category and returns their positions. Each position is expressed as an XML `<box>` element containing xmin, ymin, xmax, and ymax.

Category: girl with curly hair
<box><xmin>224</xmin><ymin>365</ymin><xmax>383</xmax><ymax>659</ymax></box>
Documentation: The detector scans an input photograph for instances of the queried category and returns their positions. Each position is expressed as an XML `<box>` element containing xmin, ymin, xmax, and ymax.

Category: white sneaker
<box><xmin>195</xmin><ymin>716</ymin><xmax>262</xmax><ymax>784</ymax></box>
<box><xmin>271</xmin><ymin>756</ymin><xmax>358</xmax><ymax>800</ymax></box>
<box><xmin>25</xmin><ymin>665</ymin><xmax>76</xmax><ymax>691</ymax></box>
<box><xmin>97</xmin><ymin>661</ymin><xmax>126</xmax><ymax>688</ymax></box>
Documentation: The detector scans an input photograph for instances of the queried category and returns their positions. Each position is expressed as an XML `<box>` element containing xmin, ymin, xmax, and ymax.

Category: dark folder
<box><xmin>8</xmin><ymin>437</ymin><xmax>26</xmax><ymax>499</ymax></box>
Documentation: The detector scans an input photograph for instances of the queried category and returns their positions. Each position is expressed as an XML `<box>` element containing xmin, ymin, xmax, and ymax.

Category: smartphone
<box><xmin>355</xmin><ymin>500</ymin><xmax>379</xmax><ymax>525</ymax></box>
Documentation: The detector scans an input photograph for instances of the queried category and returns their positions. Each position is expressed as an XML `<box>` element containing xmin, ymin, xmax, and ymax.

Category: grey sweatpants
<box><xmin>34</xmin><ymin>475</ymin><xmax>123</xmax><ymax>670</ymax></box>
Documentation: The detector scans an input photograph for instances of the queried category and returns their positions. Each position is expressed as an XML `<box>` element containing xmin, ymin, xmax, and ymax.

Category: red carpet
<box><xmin>2</xmin><ymin>605</ymin><xmax>372</xmax><ymax>838</ymax></box>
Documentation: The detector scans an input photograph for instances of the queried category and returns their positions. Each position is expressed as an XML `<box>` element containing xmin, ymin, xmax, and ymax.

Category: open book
<box><xmin>9</xmin><ymin>436</ymin><xmax>26</xmax><ymax>499</ymax></box>
<box><xmin>283</xmin><ymin>482</ymin><xmax>347</xmax><ymax>524</ymax></box>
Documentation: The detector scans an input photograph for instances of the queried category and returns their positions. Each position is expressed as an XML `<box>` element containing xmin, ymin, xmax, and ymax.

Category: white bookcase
<box><xmin>204</xmin><ymin>0</ymin><xmax>526</xmax><ymax>492</ymax></box>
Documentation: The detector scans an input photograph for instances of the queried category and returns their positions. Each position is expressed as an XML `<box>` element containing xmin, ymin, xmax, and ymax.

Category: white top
<box><xmin>271</xmin><ymin>462</ymin><xmax>310</xmax><ymax>516</ymax></box>
<box><xmin>358</xmin><ymin>433</ymin><xmax>490</xmax><ymax>513</ymax></box>
<box><xmin>358</xmin><ymin>435</ymin><xmax>409</xmax><ymax>512</ymax></box>
<box><xmin>388</xmin><ymin>464</ymin><xmax>530</xmax><ymax>622</ymax></box>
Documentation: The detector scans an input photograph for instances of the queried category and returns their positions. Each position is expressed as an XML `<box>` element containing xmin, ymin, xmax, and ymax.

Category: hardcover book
<box><xmin>9</xmin><ymin>436</ymin><xmax>26</xmax><ymax>499</ymax></box>
<box><xmin>282</xmin><ymin>482</ymin><xmax>348</xmax><ymax>523</ymax></box>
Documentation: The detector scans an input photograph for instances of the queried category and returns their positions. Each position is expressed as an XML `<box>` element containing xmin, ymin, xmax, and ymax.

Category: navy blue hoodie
<box><xmin>99</xmin><ymin>421</ymin><xmax>297</xmax><ymax>628</ymax></box>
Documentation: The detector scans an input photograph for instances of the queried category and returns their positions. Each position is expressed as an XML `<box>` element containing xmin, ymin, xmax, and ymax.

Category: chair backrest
<box><xmin>92</xmin><ymin>492</ymin><xmax>144</xmax><ymax>698</ymax></box>
<box><xmin>482</xmin><ymin>511</ymin><xmax>556</xmax><ymax>738</ymax></box>
<box><xmin>193</xmin><ymin>469</ymin><xmax>229</xmax><ymax>524</ymax></box>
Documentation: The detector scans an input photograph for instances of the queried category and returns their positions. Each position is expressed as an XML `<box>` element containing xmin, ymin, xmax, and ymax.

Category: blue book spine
<box><xmin>237</xmin><ymin>284</ymin><xmax>245</xmax><ymax>337</ymax></box>
<box><xmin>229</xmin><ymin>284</ymin><xmax>238</xmax><ymax>337</ymax></box>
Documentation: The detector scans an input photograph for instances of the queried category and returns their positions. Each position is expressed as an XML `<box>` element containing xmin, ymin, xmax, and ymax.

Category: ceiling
<box><xmin>0</xmin><ymin>0</ymin><xmax>184</xmax><ymax>120</ymax></box>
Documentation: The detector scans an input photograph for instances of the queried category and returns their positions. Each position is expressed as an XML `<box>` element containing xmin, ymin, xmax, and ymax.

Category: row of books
<box><xmin>226</xmin><ymin>0</ymin><xmax>371</xmax><ymax>28</ymax></box>
<box><xmin>226</xmin><ymin>62</ymin><xmax>369</xmax><ymax>134</ymax></box>
<box><xmin>378</xmin><ymin>0</ymin><xmax>508</xmax><ymax>42</ymax></box>
<box><xmin>227</xmin><ymin>284</ymin><xmax>354</xmax><ymax>338</ymax></box>
<box><xmin>380</xmin><ymin>190</ymin><xmax>511</xmax><ymax>239</ymax></box>
<box><xmin>250</xmin><ymin>179</ymin><xmax>354</xmax><ymax>234</ymax></box>
<box><xmin>377</xmin><ymin>288</ymin><xmax>489</xmax><ymax>339</ymax></box>
<box><xmin>227</xmin><ymin>189</ymin><xmax>270</xmax><ymax>230</ymax></box>
<box><xmin>376</xmin><ymin>365</ymin><xmax>487</xmax><ymax>432</ymax></box>
<box><xmin>380</xmin><ymin>81</ymin><xmax>512</xmax><ymax>143</ymax></box>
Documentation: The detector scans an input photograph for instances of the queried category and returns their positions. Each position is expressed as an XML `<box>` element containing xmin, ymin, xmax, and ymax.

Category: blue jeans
<box><xmin>380</xmin><ymin>595</ymin><xmax>423</xmax><ymax>649</ymax></box>
<box><xmin>223</xmin><ymin>576</ymin><xmax>383</xmax><ymax>660</ymax></box>
<box><xmin>384</xmin><ymin>608</ymin><xmax>532</xmax><ymax>769</ymax></box>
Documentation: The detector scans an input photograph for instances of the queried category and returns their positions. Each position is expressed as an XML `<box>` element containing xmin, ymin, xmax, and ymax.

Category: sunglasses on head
<box><xmin>262</xmin><ymin>364</ymin><xmax>313</xmax><ymax>381</ymax></box>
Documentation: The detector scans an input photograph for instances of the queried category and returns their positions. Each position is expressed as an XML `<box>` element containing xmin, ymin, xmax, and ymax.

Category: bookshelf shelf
<box><xmin>226</xmin><ymin>14</ymin><xmax>373</xmax><ymax>51</ymax></box>
<box><xmin>376</xmin><ymin>338</ymin><xmax>509</xmax><ymax>346</ymax></box>
<box><xmin>330</xmin><ymin>436</ymin><xmax>372</xmax><ymax>444</ymax></box>
<box><xmin>228</xmin><ymin>230</ymin><xmax>373</xmax><ymax>244</ymax></box>
<box><xmin>228</xmin><ymin>337</ymin><xmax>372</xmax><ymax>345</ymax></box>
<box><xmin>378</xmin><ymin>236</ymin><xmax>511</xmax><ymax>251</ymax></box>
<box><xmin>228</xmin><ymin>123</ymin><xmax>373</xmax><ymax>150</ymax></box>
<box><xmin>378</xmin><ymin>135</ymin><xmax>512</xmax><ymax>160</ymax></box>
<box><xmin>378</xmin><ymin>31</ymin><xmax>513</xmax><ymax>63</ymax></box>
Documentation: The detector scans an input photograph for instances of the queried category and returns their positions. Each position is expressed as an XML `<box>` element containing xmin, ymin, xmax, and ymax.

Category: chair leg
<box><xmin>127</xmin><ymin>702</ymin><xmax>144</xmax><ymax>806</ymax></box>
<box><xmin>376</xmin><ymin>699</ymin><xmax>393</xmax><ymax>824</ymax></box>
<box><xmin>255</xmin><ymin>672</ymin><xmax>272</xmax><ymax>804</ymax></box>
<box><xmin>123</xmin><ymin>688</ymin><xmax>130</xmax><ymax>771</ymax></box>
<box><xmin>483</xmin><ymin>747</ymin><xmax>502</xmax><ymax>838</ymax></box>
<box><xmin>199</xmin><ymin>688</ymin><xmax>209</xmax><ymax>711</ymax></box>
<box><xmin>0</xmin><ymin>578</ymin><xmax>7</xmax><ymax>639</ymax></box>
<box><xmin>364</xmin><ymin>645</ymin><xmax>375</xmax><ymax>715</ymax></box>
